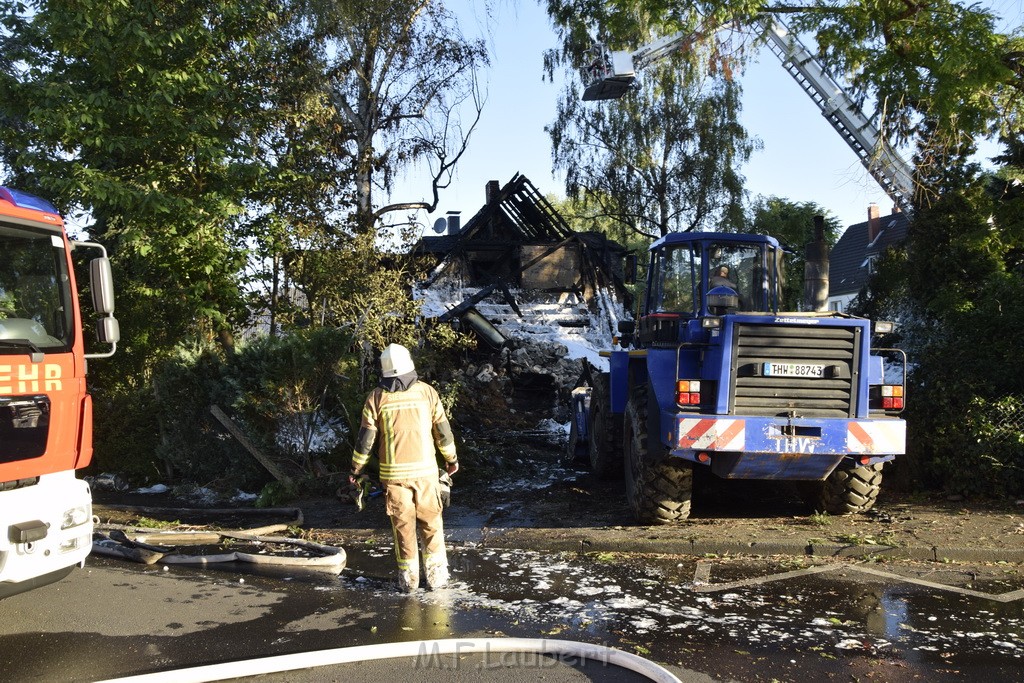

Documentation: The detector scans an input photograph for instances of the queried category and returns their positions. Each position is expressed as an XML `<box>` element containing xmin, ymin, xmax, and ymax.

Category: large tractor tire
<box><xmin>562</xmin><ymin>410</ymin><xmax>587</xmax><ymax>466</ymax></box>
<box><xmin>587</xmin><ymin>375</ymin><xmax>623</xmax><ymax>479</ymax></box>
<box><xmin>624</xmin><ymin>384</ymin><xmax>693</xmax><ymax>523</ymax></box>
<box><xmin>798</xmin><ymin>463</ymin><xmax>884</xmax><ymax>515</ymax></box>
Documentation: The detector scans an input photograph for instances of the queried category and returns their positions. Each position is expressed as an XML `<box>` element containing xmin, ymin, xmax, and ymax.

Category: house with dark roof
<box><xmin>828</xmin><ymin>203</ymin><xmax>909</xmax><ymax>312</ymax></box>
<box><xmin>413</xmin><ymin>173</ymin><xmax>632</xmax><ymax>349</ymax></box>
<box><xmin>415</xmin><ymin>173</ymin><xmax>629</xmax><ymax>304</ymax></box>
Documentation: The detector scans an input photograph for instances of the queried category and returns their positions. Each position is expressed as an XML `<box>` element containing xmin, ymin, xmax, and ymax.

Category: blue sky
<box><xmin>390</xmin><ymin>0</ymin><xmax>1020</xmax><ymax>235</ymax></box>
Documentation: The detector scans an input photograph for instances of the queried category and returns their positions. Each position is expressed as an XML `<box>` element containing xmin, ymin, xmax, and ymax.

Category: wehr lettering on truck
<box><xmin>0</xmin><ymin>187</ymin><xmax>119</xmax><ymax>599</ymax></box>
<box><xmin>0</xmin><ymin>363</ymin><xmax>63</xmax><ymax>393</ymax></box>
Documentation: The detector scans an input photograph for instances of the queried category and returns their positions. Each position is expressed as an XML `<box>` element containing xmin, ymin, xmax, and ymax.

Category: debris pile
<box><xmin>418</xmin><ymin>283</ymin><xmax>623</xmax><ymax>427</ymax></box>
<box><xmin>413</xmin><ymin>175</ymin><xmax>633</xmax><ymax>425</ymax></box>
<box><xmin>91</xmin><ymin>505</ymin><xmax>347</xmax><ymax>573</ymax></box>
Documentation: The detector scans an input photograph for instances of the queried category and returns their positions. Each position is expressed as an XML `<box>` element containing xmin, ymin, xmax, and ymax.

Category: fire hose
<box><xmin>94</xmin><ymin>637</ymin><xmax>683</xmax><ymax>683</ymax></box>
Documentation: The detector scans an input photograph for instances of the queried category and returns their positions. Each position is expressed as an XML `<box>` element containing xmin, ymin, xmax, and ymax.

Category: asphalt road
<box><xmin>5</xmin><ymin>540</ymin><xmax>1024</xmax><ymax>683</ymax></box>
<box><xmin>74</xmin><ymin>451</ymin><xmax>1024</xmax><ymax>683</ymax></box>
<box><xmin>0</xmin><ymin>556</ymin><xmax>708</xmax><ymax>683</ymax></box>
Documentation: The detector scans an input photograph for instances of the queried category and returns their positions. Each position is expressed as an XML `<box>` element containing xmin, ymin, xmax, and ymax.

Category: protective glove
<box><xmin>438</xmin><ymin>469</ymin><xmax>454</xmax><ymax>509</ymax></box>
<box><xmin>344</xmin><ymin>472</ymin><xmax>372</xmax><ymax>511</ymax></box>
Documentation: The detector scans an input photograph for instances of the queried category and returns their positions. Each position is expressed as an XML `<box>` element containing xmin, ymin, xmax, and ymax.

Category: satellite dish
<box><xmin>432</xmin><ymin>217</ymin><xmax>448</xmax><ymax>234</ymax></box>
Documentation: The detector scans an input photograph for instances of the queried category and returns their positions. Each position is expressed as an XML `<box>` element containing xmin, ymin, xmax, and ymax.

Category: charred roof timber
<box><xmin>415</xmin><ymin>174</ymin><xmax>629</xmax><ymax>298</ymax></box>
<box><xmin>415</xmin><ymin>174</ymin><xmax>632</xmax><ymax>348</ymax></box>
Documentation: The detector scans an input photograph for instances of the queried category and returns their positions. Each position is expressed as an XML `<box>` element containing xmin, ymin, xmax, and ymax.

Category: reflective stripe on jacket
<box><xmin>355</xmin><ymin>381</ymin><xmax>451</xmax><ymax>481</ymax></box>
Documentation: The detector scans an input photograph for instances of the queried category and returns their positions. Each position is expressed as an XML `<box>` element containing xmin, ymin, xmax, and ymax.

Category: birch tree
<box><xmin>305</xmin><ymin>0</ymin><xmax>489</xmax><ymax>233</ymax></box>
<box><xmin>544</xmin><ymin>4</ymin><xmax>755</xmax><ymax>237</ymax></box>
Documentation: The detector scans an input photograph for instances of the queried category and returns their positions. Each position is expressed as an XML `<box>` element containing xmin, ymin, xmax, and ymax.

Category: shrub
<box><xmin>224</xmin><ymin>327</ymin><xmax>363</xmax><ymax>482</ymax></box>
<box><xmin>91</xmin><ymin>385</ymin><xmax>163</xmax><ymax>482</ymax></box>
<box><xmin>151</xmin><ymin>345</ymin><xmax>264</xmax><ymax>490</ymax></box>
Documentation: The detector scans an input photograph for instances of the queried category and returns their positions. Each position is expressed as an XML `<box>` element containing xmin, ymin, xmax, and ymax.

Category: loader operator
<box><xmin>710</xmin><ymin>264</ymin><xmax>745</xmax><ymax>310</ymax></box>
<box><xmin>350</xmin><ymin>343</ymin><xmax>459</xmax><ymax>592</ymax></box>
<box><xmin>710</xmin><ymin>265</ymin><xmax>738</xmax><ymax>290</ymax></box>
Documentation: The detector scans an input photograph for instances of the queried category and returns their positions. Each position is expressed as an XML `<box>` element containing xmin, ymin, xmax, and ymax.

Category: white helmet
<box><xmin>380</xmin><ymin>343</ymin><xmax>415</xmax><ymax>377</ymax></box>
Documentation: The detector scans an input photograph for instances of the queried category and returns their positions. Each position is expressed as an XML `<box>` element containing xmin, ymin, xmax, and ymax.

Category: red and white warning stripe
<box><xmin>677</xmin><ymin>418</ymin><xmax>746</xmax><ymax>451</ymax></box>
<box><xmin>847</xmin><ymin>420</ymin><xmax>906</xmax><ymax>454</ymax></box>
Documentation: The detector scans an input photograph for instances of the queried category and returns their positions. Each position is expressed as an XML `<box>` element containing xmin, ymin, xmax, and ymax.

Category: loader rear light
<box><xmin>677</xmin><ymin>380</ymin><xmax>701</xmax><ymax>406</ymax></box>
<box><xmin>881</xmin><ymin>385</ymin><xmax>904</xmax><ymax>410</ymax></box>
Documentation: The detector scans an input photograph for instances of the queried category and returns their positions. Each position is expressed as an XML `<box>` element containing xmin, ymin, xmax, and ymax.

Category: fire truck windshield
<box><xmin>0</xmin><ymin>223</ymin><xmax>73</xmax><ymax>351</ymax></box>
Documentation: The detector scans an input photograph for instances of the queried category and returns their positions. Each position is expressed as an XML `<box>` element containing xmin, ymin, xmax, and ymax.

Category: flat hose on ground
<box><xmin>94</xmin><ymin>637</ymin><xmax>683</xmax><ymax>683</ymax></box>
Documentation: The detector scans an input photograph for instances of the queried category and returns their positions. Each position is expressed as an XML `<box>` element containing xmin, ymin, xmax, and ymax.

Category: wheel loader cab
<box><xmin>704</xmin><ymin>242</ymin><xmax>770</xmax><ymax>313</ymax></box>
<box><xmin>650</xmin><ymin>243</ymin><xmax>700</xmax><ymax>314</ymax></box>
<box><xmin>638</xmin><ymin>235</ymin><xmax>783</xmax><ymax>345</ymax></box>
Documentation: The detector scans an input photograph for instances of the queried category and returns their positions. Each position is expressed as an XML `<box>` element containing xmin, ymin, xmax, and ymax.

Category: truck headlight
<box><xmin>62</xmin><ymin>505</ymin><xmax>91</xmax><ymax>530</ymax></box>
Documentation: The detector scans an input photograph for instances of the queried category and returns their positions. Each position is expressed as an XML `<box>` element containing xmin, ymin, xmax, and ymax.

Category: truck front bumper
<box><xmin>669</xmin><ymin>415</ymin><xmax>906</xmax><ymax>480</ymax></box>
<box><xmin>0</xmin><ymin>471</ymin><xmax>93</xmax><ymax>594</ymax></box>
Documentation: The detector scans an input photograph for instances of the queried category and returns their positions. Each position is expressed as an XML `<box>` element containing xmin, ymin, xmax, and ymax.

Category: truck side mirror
<box><xmin>89</xmin><ymin>257</ymin><xmax>116</xmax><ymax>315</ymax></box>
<box><xmin>73</xmin><ymin>241</ymin><xmax>119</xmax><ymax>358</ymax></box>
<box><xmin>96</xmin><ymin>315</ymin><xmax>120</xmax><ymax>345</ymax></box>
<box><xmin>89</xmin><ymin>257</ymin><xmax>120</xmax><ymax>345</ymax></box>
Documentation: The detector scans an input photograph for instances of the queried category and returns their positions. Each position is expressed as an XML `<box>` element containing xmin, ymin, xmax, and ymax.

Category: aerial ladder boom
<box><xmin>761</xmin><ymin>20</ymin><xmax>914</xmax><ymax>214</ymax></box>
<box><xmin>582</xmin><ymin>16</ymin><xmax>915</xmax><ymax>214</ymax></box>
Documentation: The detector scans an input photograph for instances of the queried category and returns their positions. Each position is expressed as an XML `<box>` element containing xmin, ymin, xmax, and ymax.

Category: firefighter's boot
<box><xmin>397</xmin><ymin>569</ymin><xmax>419</xmax><ymax>593</ymax></box>
<box><xmin>424</xmin><ymin>552</ymin><xmax>449</xmax><ymax>590</ymax></box>
<box><xmin>397</xmin><ymin>557</ymin><xmax>419</xmax><ymax>593</ymax></box>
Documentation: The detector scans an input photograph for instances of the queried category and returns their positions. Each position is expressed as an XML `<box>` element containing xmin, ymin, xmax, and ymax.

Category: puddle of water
<box><xmin>337</xmin><ymin>541</ymin><xmax>1024</xmax><ymax>671</ymax></box>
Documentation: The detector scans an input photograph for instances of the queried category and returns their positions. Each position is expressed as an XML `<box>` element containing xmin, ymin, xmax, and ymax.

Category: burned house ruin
<box><xmin>414</xmin><ymin>174</ymin><xmax>632</xmax><ymax>420</ymax></box>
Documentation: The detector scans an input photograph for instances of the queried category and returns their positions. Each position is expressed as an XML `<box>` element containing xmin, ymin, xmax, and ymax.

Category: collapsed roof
<box><xmin>415</xmin><ymin>174</ymin><xmax>633</xmax><ymax>417</ymax></box>
<box><xmin>415</xmin><ymin>173</ymin><xmax>631</xmax><ymax>313</ymax></box>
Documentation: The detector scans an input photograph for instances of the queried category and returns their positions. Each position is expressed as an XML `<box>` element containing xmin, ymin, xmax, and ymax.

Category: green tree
<box><xmin>306</xmin><ymin>0</ymin><xmax>489</xmax><ymax>234</ymax></box>
<box><xmin>545</xmin><ymin>6</ymin><xmax>754</xmax><ymax>238</ymax></box>
<box><xmin>856</xmin><ymin>136</ymin><xmax>1024</xmax><ymax>495</ymax></box>
<box><xmin>747</xmin><ymin>196</ymin><xmax>841</xmax><ymax>310</ymax></box>
<box><xmin>989</xmin><ymin>136</ymin><xmax>1024</xmax><ymax>276</ymax></box>
<box><xmin>0</xmin><ymin>1</ymin><xmax>481</xmax><ymax>485</ymax></box>
<box><xmin>796</xmin><ymin>1</ymin><xmax>1021</xmax><ymax>152</ymax></box>
<box><xmin>234</xmin><ymin>7</ymin><xmax>359</xmax><ymax>338</ymax></box>
<box><xmin>0</xmin><ymin>0</ymin><xmax>287</xmax><ymax>379</ymax></box>
<box><xmin>545</xmin><ymin>1</ymin><xmax>1023</xmax><ymax>164</ymax></box>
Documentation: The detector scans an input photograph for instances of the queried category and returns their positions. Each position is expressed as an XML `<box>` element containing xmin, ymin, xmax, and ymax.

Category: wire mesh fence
<box><xmin>986</xmin><ymin>397</ymin><xmax>1024</xmax><ymax>446</ymax></box>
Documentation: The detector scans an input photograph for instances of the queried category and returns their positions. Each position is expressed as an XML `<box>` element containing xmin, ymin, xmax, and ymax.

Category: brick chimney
<box><xmin>485</xmin><ymin>180</ymin><xmax>500</xmax><ymax>205</ymax></box>
<box><xmin>445</xmin><ymin>210</ymin><xmax>461</xmax><ymax>234</ymax></box>
<box><xmin>867</xmin><ymin>203</ymin><xmax>881</xmax><ymax>243</ymax></box>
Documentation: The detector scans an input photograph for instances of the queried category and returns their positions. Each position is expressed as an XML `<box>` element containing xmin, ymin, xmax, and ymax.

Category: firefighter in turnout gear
<box><xmin>350</xmin><ymin>344</ymin><xmax>458</xmax><ymax>592</ymax></box>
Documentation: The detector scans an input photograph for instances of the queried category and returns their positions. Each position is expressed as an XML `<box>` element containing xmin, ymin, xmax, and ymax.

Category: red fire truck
<box><xmin>0</xmin><ymin>187</ymin><xmax>118</xmax><ymax>598</ymax></box>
